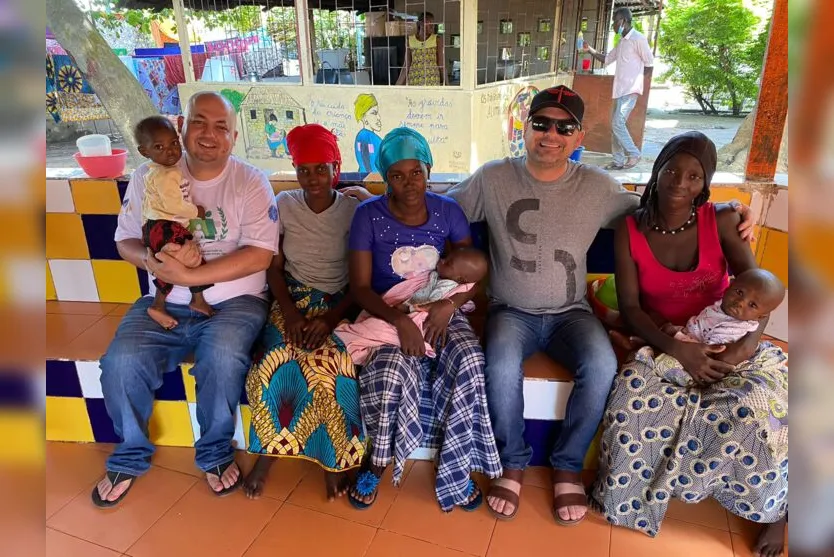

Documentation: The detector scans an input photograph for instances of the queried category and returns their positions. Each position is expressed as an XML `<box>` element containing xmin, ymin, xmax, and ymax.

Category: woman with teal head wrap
<box><xmin>376</xmin><ymin>127</ymin><xmax>434</xmax><ymax>194</ymax></box>
<box><xmin>346</xmin><ymin>127</ymin><xmax>501</xmax><ymax>513</ymax></box>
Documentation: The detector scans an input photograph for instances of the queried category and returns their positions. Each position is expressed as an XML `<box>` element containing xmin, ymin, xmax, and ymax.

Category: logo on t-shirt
<box><xmin>390</xmin><ymin>245</ymin><xmax>439</xmax><ymax>278</ymax></box>
<box><xmin>268</xmin><ymin>204</ymin><xmax>278</xmax><ymax>223</ymax></box>
<box><xmin>189</xmin><ymin>207</ymin><xmax>228</xmax><ymax>242</ymax></box>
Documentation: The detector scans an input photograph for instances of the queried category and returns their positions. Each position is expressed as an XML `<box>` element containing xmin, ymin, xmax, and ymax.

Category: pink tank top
<box><xmin>626</xmin><ymin>202</ymin><xmax>729</xmax><ymax>326</ymax></box>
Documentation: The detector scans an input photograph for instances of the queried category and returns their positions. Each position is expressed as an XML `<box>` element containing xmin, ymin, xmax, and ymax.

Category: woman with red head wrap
<box><xmin>244</xmin><ymin>124</ymin><xmax>372</xmax><ymax>501</ymax></box>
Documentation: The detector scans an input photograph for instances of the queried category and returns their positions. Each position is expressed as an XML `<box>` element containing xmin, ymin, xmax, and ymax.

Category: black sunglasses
<box><xmin>528</xmin><ymin>116</ymin><xmax>581</xmax><ymax>136</ymax></box>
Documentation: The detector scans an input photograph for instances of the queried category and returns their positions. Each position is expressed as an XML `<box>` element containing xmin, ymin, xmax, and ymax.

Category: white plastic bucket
<box><xmin>76</xmin><ymin>134</ymin><xmax>112</xmax><ymax>157</ymax></box>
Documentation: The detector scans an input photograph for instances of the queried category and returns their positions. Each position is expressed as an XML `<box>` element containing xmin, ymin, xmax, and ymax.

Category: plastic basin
<box><xmin>74</xmin><ymin>149</ymin><xmax>128</xmax><ymax>179</ymax></box>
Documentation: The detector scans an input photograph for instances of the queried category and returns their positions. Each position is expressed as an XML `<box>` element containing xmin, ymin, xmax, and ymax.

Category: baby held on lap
<box><xmin>334</xmin><ymin>249</ymin><xmax>487</xmax><ymax>363</ymax></box>
<box><xmin>659</xmin><ymin>268</ymin><xmax>786</xmax><ymax>386</ymax></box>
<box><xmin>396</xmin><ymin>248</ymin><xmax>488</xmax><ymax>313</ymax></box>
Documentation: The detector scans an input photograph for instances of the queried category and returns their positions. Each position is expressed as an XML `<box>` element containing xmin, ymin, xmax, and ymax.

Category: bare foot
<box><xmin>243</xmin><ymin>456</ymin><xmax>273</xmax><ymax>499</ymax></box>
<box><xmin>487</xmin><ymin>468</ymin><xmax>523</xmax><ymax>518</ymax></box>
<box><xmin>148</xmin><ymin>306</ymin><xmax>178</xmax><ymax>329</ymax></box>
<box><xmin>189</xmin><ymin>294</ymin><xmax>215</xmax><ymax>317</ymax></box>
<box><xmin>325</xmin><ymin>471</ymin><xmax>349</xmax><ymax>501</ymax></box>
<box><xmin>206</xmin><ymin>461</ymin><xmax>240</xmax><ymax>494</ymax></box>
<box><xmin>754</xmin><ymin>517</ymin><xmax>787</xmax><ymax>557</ymax></box>
<box><xmin>94</xmin><ymin>474</ymin><xmax>133</xmax><ymax>503</ymax></box>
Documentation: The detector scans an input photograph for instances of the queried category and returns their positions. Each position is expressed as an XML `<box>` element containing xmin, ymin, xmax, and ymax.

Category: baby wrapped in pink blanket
<box><xmin>335</xmin><ymin>249</ymin><xmax>486</xmax><ymax>364</ymax></box>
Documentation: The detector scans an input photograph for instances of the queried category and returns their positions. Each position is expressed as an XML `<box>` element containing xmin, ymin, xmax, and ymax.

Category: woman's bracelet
<box><xmin>445</xmin><ymin>298</ymin><xmax>456</xmax><ymax>310</ymax></box>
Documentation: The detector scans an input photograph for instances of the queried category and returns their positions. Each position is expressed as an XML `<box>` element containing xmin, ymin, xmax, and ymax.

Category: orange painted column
<box><xmin>745</xmin><ymin>0</ymin><xmax>788</xmax><ymax>182</ymax></box>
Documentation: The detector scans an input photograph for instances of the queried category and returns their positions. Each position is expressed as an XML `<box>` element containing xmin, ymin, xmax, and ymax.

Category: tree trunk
<box><xmin>46</xmin><ymin>0</ymin><xmax>158</xmax><ymax>166</ymax></box>
<box><xmin>717</xmin><ymin>107</ymin><xmax>789</xmax><ymax>174</ymax></box>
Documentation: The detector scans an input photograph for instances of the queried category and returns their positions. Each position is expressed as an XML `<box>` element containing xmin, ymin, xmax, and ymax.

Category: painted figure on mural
<box><xmin>507</xmin><ymin>86</ymin><xmax>539</xmax><ymax>157</ymax></box>
<box><xmin>353</xmin><ymin>93</ymin><xmax>383</xmax><ymax>173</ymax></box>
<box><xmin>265</xmin><ymin>113</ymin><xmax>289</xmax><ymax>158</ymax></box>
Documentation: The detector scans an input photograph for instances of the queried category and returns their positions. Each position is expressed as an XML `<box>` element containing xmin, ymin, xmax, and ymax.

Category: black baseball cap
<box><xmin>529</xmin><ymin>85</ymin><xmax>585</xmax><ymax>124</ymax></box>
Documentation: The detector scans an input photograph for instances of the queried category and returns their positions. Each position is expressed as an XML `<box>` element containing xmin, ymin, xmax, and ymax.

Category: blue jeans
<box><xmin>483</xmin><ymin>304</ymin><xmax>617</xmax><ymax>472</ymax></box>
<box><xmin>100</xmin><ymin>295</ymin><xmax>268</xmax><ymax>476</ymax></box>
<box><xmin>611</xmin><ymin>93</ymin><xmax>640</xmax><ymax>165</ymax></box>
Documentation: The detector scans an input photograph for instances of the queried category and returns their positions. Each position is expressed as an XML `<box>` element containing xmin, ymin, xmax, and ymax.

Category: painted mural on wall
<box><xmin>353</xmin><ymin>93</ymin><xmax>383</xmax><ymax>173</ymax></box>
<box><xmin>506</xmin><ymin>86</ymin><xmax>539</xmax><ymax>157</ymax></box>
<box><xmin>180</xmin><ymin>83</ymin><xmax>472</xmax><ymax>174</ymax></box>
<box><xmin>239</xmin><ymin>87</ymin><xmax>307</xmax><ymax>160</ymax></box>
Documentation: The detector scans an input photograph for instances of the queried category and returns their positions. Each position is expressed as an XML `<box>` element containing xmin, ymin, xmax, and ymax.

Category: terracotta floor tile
<box><xmin>46</xmin><ymin>313</ymin><xmax>102</xmax><ymax>358</ymax></box>
<box><xmin>367</xmin><ymin>530</ymin><xmax>476</xmax><ymax>557</ymax></box>
<box><xmin>243</xmin><ymin>503</ymin><xmax>376</xmax><ymax>557</ymax></box>
<box><xmin>238</xmin><ymin>452</ymin><xmax>315</xmax><ymax>501</ymax></box>
<box><xmin>48</xmin><ymin>466</ymin><xmax>196</xmax><ymax>553</ymax></box>
<box><xmin>665</xmin><ymin>497</ymin><xmax>730</xmax><ymax>531</ymax></box>
<box><xmin>2</xmin><ymin>470</ymin><xmax>46</xmax><ymax>556</ymax></box>
<box><xmin>46</xmin><ymin>442</ymin><xmax>109</xmax><ymax>519</ymax></box>
<box><xmin>47</xmin><ymin>301</ymin><xmax>118</xmax><ymax>316</ymax></box>
<box><xmin>47</xmin><ymin>528</ymin><xmax>121</xmax><ymax>557</ymax></box>
<box><xmin>381</xmin><ymin>461</ymin><xmax>496</xmax><ymax>556</ymax></box>
<box><xmin>286</xmin><ymin>459</ymin><xmax>412</xmax><ymax>527</ymax></box>
<box><xmin>62</xmin><ymin>315</ymin><xmax>123</xmax><ymax>361</ymax></box>
<box><xmin>728</xmin><ymin>511</ymin><xmax>762</xmax><ymax>537</ymax></box>
<box><xmin>610</xmin><ymin>517</ymin><xmax>734</xmax><ymax>557</ymax></box>
<box><xmin>108</xmin><ymin>303</ymin><xmax>133</xmax><ymax>316</ymax></box>
<box><xmin>150</xmin><ymin>446</ymin><xmax>202</xmax><ymax>478</ymax></box>
<box><xmin>127</xmin><ymin>482</ymin><xmax>281</xmax><ymax>557</ymax></box>
<box><xmin>487</xmin><ymin>485</ymin><xmax>611</xmax><ymax>557</ymax></box>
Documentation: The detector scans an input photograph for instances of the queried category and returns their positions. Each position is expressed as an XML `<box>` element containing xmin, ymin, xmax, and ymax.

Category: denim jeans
<box><xmin>483</xmin><ymin>304</ymin><xmax>617</xmax><ymax>472</ymax></box>
<box><xmin>100</xmin><ymin>295</ymin><xmax>268</xmax><ymax>476</ymax></box>
<box><xmin>611</xmin><ymin>93</ymin><xmax>640</xmax><ymax>165</ymax></box>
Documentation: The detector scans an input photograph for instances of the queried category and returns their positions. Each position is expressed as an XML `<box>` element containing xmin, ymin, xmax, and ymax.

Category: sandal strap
<box><xmin>488</xmin><ymin>484</ymin><xmax>520</xmax><ymax>507</ymax></box>
<box><xmin>354</xmin><ymin>469</ymin><xmax>381</xmax><ymax>497</ymax></box>
<box><xmin>553</xmin><ymin>492</ymin><xmax>588</xmax><ymax>509</ymax></box>
<box><xmin>208</xmin><ymin>459</ymin><xmax>235</xmax><ymax>479</ymax></box>
<box><xmin>106</xmin><ymin>470</ymin><xmax>136</xmax><ymax>488</ymax></box>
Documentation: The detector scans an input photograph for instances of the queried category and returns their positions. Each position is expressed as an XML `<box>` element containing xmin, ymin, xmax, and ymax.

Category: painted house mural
<box><xmin>240</xmin><ymin>87</ymin><xmax>307</xmax><ymax>160</ymax></box>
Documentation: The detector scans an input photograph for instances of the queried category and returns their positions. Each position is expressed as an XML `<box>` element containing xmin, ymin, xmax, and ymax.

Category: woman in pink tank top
<box><xmin>591</xmin><ymin>132</ymin><xmax>788</xmax><ymax>557</ymax></box>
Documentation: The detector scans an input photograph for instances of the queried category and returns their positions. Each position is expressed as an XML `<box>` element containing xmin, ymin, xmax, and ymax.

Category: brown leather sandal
<box><xmin>551</xmin><ymin>469</ymin><xmax>588</xmax><ymax>527</ymax></box>
<box><xmin>486</xmin><ymin>468</ymin><xmax>524</xmax><ymax>521</ymax></box>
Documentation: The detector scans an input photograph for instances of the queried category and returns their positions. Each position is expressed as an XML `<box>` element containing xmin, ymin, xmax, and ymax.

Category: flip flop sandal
<box><xmin>458</xmin><ymin>478</ymin><xmax>483</xmax><ymax>512</ymax></box>
<box><xmin>206</xmin><ymin>460</ymin><xmax>242</xmax><ymax>497</ymax></box>
<box><xmin>604</xmin><ymin>162</ymin><xmax>625</xmax><ymax>170</ymax></box>
<box><xmin>348</xmin><ymin>469</ymin><xmax>381</xmax><ymax>510</ymax></box>
<box><xmin>91</xmin><ymin>471</ymin><xmax>136</xmax><ymax>508</ymax></box>
<box><xmin>551</xmin><ymin>469</ymin><xmax>588</xmax><ymax>526</ymax></box>
<box><xmin>487</xmin><ymin>470</ymin><xmax>524</xmax><ymax>521</ymax></box>
<box><xmin>622</xmin><ymin>157</ymin><xmax>640</xmax><ymax>169</ymax></box>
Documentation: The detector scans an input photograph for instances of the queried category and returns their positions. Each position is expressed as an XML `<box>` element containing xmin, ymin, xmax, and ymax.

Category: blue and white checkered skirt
<box><xmin>359</xmin><ymin>312</ymin><xmax>502</xmax><ymax>511</ymax></box>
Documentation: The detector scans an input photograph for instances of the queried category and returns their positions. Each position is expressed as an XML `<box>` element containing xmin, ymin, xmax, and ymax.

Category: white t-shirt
<box><xmin>116</xmin><ymin>156</ymin><xmax>279</xmax><ymax>306</ymax></box>
<box><xmin>605</xmin><ymin>28</ymin><xmax>654</xmax><ymax>99</ymax></box>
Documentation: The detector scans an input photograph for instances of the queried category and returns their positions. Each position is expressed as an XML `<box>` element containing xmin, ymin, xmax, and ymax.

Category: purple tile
<box><xmin>46</xmin><ymin>360</ymin><xmax>82</xmax><ymax>398</ymax></box>
<box><xmin>85</xmin><ymin>398</ymin><xmax>120</xmax><ymax>443</ymax></box>
<box><xmin>155</xmin><ymin>367</ymin><xmax>186</xmax><ymax>401</ymax></box>
<box><xmin>81</xmin><ymin>214</ymin><xmax>120</xmax><ymax>260</ymax></box>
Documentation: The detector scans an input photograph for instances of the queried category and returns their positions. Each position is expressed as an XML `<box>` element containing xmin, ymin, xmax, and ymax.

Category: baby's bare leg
<box><xmin>148</xmin><ymin>290</ymin><xmax>178</xmax><ymax>329</ymax></box>
<box><xmin>183</xmin><ymin>240</ymin><xmax>214</xmax><ymax>317</ymax></box>
<box><xmin>189</xmin><ymin>291</ymin><xmax>214</xmax><ymax>317</ymax></box>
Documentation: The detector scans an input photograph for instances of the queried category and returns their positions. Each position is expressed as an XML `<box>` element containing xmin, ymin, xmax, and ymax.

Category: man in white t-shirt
<box><xmin>92</xmin><ymin>92</ymin><xmax>279</xmax><ymax>508</ymax></box>
<box><xmin>584</xmin><ymin>7</ymin><xmax>654</xmax><ymax>169</ymax></box>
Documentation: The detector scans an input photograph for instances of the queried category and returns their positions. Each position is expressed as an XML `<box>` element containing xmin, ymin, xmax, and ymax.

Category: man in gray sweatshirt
<box><xmin>447</xmin><ymin>85</ymin><xmax>752</xmax><ymax>525</ymax></box>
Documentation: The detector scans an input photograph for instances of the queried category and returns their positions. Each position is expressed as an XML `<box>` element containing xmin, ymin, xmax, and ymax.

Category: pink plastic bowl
<box><xmin>74</xmin><ymin>148</ymin><xmax>128</xmax><ymax>179</ymax></box>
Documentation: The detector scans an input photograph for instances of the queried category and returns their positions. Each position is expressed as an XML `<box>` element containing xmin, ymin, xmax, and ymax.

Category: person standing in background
<box><xmin>584</xmin><ymin>7</ymin><xmax>653</xmax><ymax>170</ymax></box>
<box><xmin>396</xmin><ymin>12</ymin><xmax>445</xmax><ymax>86</ymax></box>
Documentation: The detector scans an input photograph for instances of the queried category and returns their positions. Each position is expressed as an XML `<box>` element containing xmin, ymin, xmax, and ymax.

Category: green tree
<box><xmin>659</xmin><ymin>0</ymin><xmax>767</xmax><ymax>115</ymax></box>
